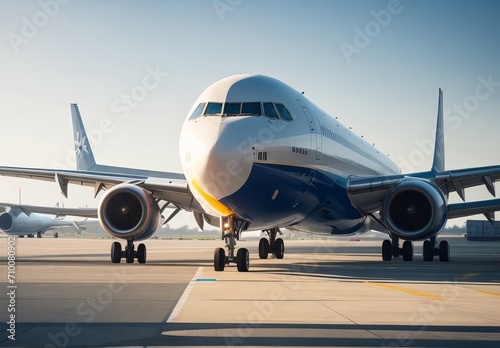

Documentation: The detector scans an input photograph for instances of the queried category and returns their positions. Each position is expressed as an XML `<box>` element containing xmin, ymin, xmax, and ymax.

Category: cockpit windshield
<box><xmin>205</xmin><ymin>102</ymin><xmax>223</xmax><ymax>115</ymax></box>
<box><xmin>189</xmin><ymin>101</ymin><xmax>293</xmax><ymax>121</ymax></box>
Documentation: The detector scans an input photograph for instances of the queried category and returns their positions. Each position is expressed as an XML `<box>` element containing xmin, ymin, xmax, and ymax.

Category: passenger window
<box><xmin>205</xmin><ymin>102</ymin><xmax>222</xmax><ymax>115</ymax></box>
<box><xmin>275</xmin><ymin>103</ymin><xmax>293</xmax><ymax>121</ymax></box>
<box><xmin>189</xmin><ymin>103</ymin><xmax>206</xmax><ymax>120</ymax></box>
<box><xmin>241</xmin><ymin>102</ymin><xmax>261</xmax><ymax>115</ymax></box>
<box><xmin>263</xmin><ymin>103</ymin><xmax>279</xmax><ymax>119</ymax></box>
<box><xmin>224</xmin><ymin>103</ymin><xmax>241</xmax><ymax>115</ymax></box>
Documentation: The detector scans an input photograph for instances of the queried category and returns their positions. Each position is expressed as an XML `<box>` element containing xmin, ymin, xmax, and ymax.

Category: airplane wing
<box><xmin>0</xmin><ymin>165</ymin><xmax>200</xmax><ymax>213</ymax></box>
<box><xmin>347</xmin><ymin>88</ymin><xmax>500</xmax><ymax>224</ymax></box>
<box><xmin>347</xmin><ymin>165</ymin><xmax>500</xmax><ymax>220</ymax></box>
<box><xmin>0</xmin><ymin>201</ymin><xmax>98</xmax><ymax>218</ymax></box>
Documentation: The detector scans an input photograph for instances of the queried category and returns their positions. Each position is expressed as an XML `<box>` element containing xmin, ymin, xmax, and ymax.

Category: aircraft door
<box><xmin>297</xmin><ymin>99</ymin><xmax>322</xmax><ymax>160</ymax></box>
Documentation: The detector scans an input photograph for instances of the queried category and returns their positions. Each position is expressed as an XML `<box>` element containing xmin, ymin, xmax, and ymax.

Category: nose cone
<box><xmin>180</xmin><ymin>118</ymin><xmax>251</xmax><ymax>215</ymax></box>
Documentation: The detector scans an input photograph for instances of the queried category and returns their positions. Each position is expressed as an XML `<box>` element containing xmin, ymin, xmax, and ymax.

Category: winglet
<box><xmin>431</xmin><ymin>88</ymin><xmax>445</xmax><ymax>173</ymax></box>
<box><xmin>71</xmin><ymin>104</ymin><xmax>97</xmax><ymax>171</ymax></box>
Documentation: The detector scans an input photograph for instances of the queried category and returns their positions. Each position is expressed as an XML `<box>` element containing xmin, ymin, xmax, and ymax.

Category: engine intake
<box><xmin>382</xmin><ymin>178</ymin><xmax>447</xmax><ymax>241</ymax></box>
<box><xmin>0</xmin><ymin>212</ymin><xmax>14</xmax><ymax>231</ymax></box>
<box><xmin>98</xmin><ymin>184</ymin><xmax>161</xmax><ymax>241</ymax></box>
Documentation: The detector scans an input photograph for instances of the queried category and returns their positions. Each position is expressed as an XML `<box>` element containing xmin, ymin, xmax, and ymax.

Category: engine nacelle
<box><xmin>382</xmin><ymin>178</ymin><xmax>447</xmax><ymax>241</ymax></box>
<box><xmin>0</xmin><ymin>212</ymin><xmax>15</xmax><ymax>231</ymax></box>
<box><xmin>98</xmin><ymin>184</ymin><xmax>161</xmax><ymax>241</ymax></box>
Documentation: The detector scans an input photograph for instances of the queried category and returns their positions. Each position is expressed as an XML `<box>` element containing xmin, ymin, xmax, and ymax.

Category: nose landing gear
<box><xmin>213</xmin><ymin>216</ymin><xmax>250</xmax><ymax>272</ymax></box>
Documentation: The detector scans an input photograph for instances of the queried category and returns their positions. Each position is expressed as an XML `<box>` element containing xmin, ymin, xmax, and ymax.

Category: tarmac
<box><xmin>0</xmin><ymin>235</ymin><xmax>499</xmax><ymax>347</ymax></box>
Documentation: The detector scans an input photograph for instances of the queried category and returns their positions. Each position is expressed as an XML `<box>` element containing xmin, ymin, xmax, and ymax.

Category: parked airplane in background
<box><xmin>0</xmin><ymin>203</ymin><xmax>92</xmax><ymax>238</ymax></box>
<box><xmin>1</xmin><ymin>74</ymin><xmax>500</xmax><ymax>271</ymax></box>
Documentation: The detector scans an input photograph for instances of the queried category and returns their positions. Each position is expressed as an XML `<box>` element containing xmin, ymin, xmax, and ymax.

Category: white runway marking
<box><xmin>166</xmin><ymin>266</ymin><xmax>203</xmax><ymax>323</ymax></box>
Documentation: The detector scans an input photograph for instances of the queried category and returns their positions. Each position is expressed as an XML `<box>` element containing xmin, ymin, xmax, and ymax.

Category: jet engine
<box><xmin>381</xmin><ymin>178</ymin><xmax>447</xmax><ymax>241</ymax></box>
<box><xmin>98</xmin><ymin>184</ymin><xmax>161</xmax><ymax>241</ymax></box>
<box><xmin>0</xmin><ymin>212</ymin><xmax>15</xmax><ymax>231</ymax></box>
<box><xmin>0</xmin><ymin>211</ymin><xmax>43</xmax><ymax>233</ymax></box>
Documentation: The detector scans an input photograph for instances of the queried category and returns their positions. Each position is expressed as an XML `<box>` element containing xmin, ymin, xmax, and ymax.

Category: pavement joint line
<box><xmin>166</xmin><ymin>266</ymin><xmax>203</xmax><ymax>323</ymax></box>
<box><xmin>365</xmin><ymin>281</ymin><xmax>443</xmax><ymax>300</ymax></box>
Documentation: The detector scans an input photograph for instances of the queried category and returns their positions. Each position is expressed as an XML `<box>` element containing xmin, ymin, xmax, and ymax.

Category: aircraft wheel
<box><xmin>258</xmin><ymin>238</ymin><xmax>269</xmax><ymax>259</ymax></box>
<box><xmin>214</xmin><ymin>247</ymin><xmax>225</xmax><ymax>272</ymax></box>
<box><xmin>439</xmin><ymin>240</ymin><xmax>450</xmax><ymax>262</ymax></box>
<box><xmin>423</xmin><ymin>240</ymin><xmax>434</xmax><ymax>261</ymax></box>
<box><xmin>237</xmin><ymin>248</ymin><xmax>249</xmax><ymax>272</ymax></box>
<box><xmin>402</xmin><ymin>241</ymin><xmax>413</xmax><ymax>261</ymax></box>
<box><xmin>274</xmin><ymin>238</ymin><xmax>285</xmax><ymax>259</ymax></box>
<box><xmin>54</xmin><ymin>232</ymin><xmax>59</xmax><ymax>238</ymax></box>
<box><xmin>137</xmin><ymin>243</ymin><xmax>147</xmax><ymax>264</ymax></box>
<box><xmin>111</xmin><ymin>242</ymin><xmax>122</xmax><ymax>263</ymax></box>
<box><xmin>382</xmin><ymin>240</ymin><xmax>392</xmax><ymax>261</ymax></box>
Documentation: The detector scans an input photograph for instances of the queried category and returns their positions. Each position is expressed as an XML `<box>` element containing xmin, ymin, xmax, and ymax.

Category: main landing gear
<box><xmin>381</xmin><ymin>235</ymin><xmax>449</xmax><ymax>262</ymax></box>
<box><xmin>110</xmin><ymin>239</ymin><xmax>146</xmax><ymax>264</ymax></box>
<box><xmin>214</xmin><ymin>216</ymin><xmax>250</xmax><ymax>272</ymax></box>
<box><xmin>259</xmin><ymin>228</ymin><xmax>285</xmax><ymax>259</ymax></box>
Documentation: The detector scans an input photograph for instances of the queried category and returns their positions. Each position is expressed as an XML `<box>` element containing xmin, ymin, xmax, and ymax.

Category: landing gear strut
<box><xmin>213</xmin><ymin>216</ymin><xmax>249</xmax><ymax>272</ymax></box>
<box><xmin>259</xmin><ymin>228</ymin><xmax>284</xmax><ymax>259</ymax></box>
<box><xmin>110</xmin><ymin>239</ymin><xmax>147</xmax><ymax>264</ymax></box>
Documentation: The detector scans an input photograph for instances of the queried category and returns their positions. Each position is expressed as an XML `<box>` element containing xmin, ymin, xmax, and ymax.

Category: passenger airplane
<box><xmin>1</xmin><ymin>74</ymin><xmax>500</xmax><ymax>271</ymax></box>
<box><xmin>0</xmin><ymin>203</ymin><xmax>91</xmax><ymax>238</ymax></box>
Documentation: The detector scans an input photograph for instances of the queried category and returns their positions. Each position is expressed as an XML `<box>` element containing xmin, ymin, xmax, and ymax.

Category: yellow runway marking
<box><xmin>478</xmin><ymin>290</ymin><xmax>500</xmax><ymax>297</ymax></box>
<box><xmin>366</xmin><ymin>282</ymin><xmax>443</xmax><ymax>300</ymax></box>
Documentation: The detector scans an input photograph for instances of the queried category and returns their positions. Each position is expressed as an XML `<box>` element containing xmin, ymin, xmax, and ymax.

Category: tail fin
<box><xmin>431</xmin><ymin>89</ymin><xmax>445</xmax><ymax>173</ymax></box>
<box><xmin>71</xmin><ymin>104</ymin><xmax>97</xmax><ymax>171</ymax></box>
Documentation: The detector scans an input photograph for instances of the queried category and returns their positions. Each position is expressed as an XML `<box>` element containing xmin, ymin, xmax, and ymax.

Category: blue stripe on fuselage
<box><xmin>219</xmin><ymin>163</ymin><xmax>366</xmax><ymax>234</ymax></box>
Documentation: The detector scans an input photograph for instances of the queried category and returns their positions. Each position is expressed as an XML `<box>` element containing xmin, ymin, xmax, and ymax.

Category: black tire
<box><xmin>126</xmin><ymin>246</ymin><xmax>134</xmax><ymax>264</ymax></box>
<box><xmin>423</xmin><ymin>240</ymin><xmax>434</xmax><ymax>262</ymax></box>
<box><xmin>237</xmin><ymin>248</ymin><xmax>249</xmax><ymax>272</ymax></box>
<box><xmin>111</xmin><ymin>242</ymin><xmax>122</xmax><ymax>263</ymax></box>
<box><xmin>54</xmin><ymin>232</ymin><xmax>59</xmax><ymax>238</ymax></box>
<box><xmin>402</xmin><ymin>240</ymin><xmax>413</xmax><ymax>261</ymax></box>
<box><xmin>382</xmin><ymin>240</ymin><xmax>392</xmax><ymax>261</ymax></box>
<box><xmin>258</xmin><ymin>238</ymin><xmax>269</xmax><ymax>259</ymax></box>
<box><xmin>274</xmin><ymin>238</ymin><xmax>285</xmax><ymax>259</ymax></box>
<box><xmin>214</xmin><ymin>247</ymin><xmax>225</xmax><ymax>271</ymax></box>
<box><xmin>137</xmin><ymin>243</ymin><xmax>147</xmax><ymax>264</ymax></box>
<box><xmin>439</xmin><ymin>240</ymin><xmax>450</xmax><ymax>262</ymax></box>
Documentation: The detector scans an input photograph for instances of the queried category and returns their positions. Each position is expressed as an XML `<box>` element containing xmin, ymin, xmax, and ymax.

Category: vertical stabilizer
<box><xmin>431</xmin><ymin>89</ymin><xmax>445</xmax><ymax>173</ymax></box>
<box><xmin>71</xmin><ymin>104</ymin><xmax>97</xmax><ymax>171</ymax></box>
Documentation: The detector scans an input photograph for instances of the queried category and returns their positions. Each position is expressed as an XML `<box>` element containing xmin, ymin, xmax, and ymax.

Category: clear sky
<box><xmin>0</xmin><ymin>0</ymin><xmax>499</xmax><ymax>228</ymax></box>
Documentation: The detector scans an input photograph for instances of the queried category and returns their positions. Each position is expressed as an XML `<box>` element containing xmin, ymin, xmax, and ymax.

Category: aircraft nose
<box><xmin>193</xmin><ymin>121</ymin><xmax>249</xmax><ymax>201</ymax></box>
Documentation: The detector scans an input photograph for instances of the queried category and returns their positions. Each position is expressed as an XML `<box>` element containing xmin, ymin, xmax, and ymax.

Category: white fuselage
<box><xmin>179</xmin><ymin>74</ymin><xmax>399</xmax><ymax>234</ymax></box>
